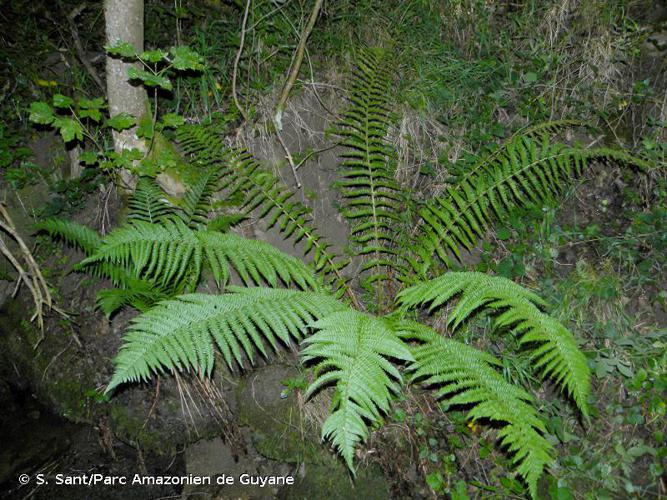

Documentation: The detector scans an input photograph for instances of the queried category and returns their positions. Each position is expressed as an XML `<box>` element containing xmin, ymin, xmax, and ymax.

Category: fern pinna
<box><xmin>47</xmin><ymin>45</ymin><xmax>662</xmax><ymax>498</ymax></box>
<box><xmin>176</xmin><ymin>125</ymin><xmax>355</xmax><ymax>303</ymax></box>
<box><xmin>337</xmin><ymin>48</ymin><xmax>407</xmax><ymax>298</ymax></box>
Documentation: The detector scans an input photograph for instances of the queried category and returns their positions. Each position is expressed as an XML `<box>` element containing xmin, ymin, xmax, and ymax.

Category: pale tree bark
<box><xmin>104</xmin><ymin>0</ymin><xmax>147</xmax><ymax>190</ymax></box>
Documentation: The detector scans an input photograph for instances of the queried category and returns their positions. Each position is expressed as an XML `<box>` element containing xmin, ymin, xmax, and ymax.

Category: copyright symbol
<box><xmin>19</xmin><ymin>474</ymin><xmax>30</xmax><ymax>485</ymax></box>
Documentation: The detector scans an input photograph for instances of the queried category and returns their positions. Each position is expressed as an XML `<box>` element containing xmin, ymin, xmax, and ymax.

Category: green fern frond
<box><xmin>398</xmin><ymin>272</ymin><xmax>591</xmax><ymax>416</ymax></box>
<box><xmin>96</xmin><ymin>281</ymin><xmax>167</xmax><ymax>316</ymax></box>
<box><xmin>128</xmin><ymin>177</ymin><xmax>175</xmax><ymax>223</ymax></box>
<box><xmin>79</xmin><ymin>219</ymin><xmax>319</xmax><ymax>290</ymax></box>
<box><xmin>400</xmin><ymin>322</ymin><xmax>553</xmax><ymax>498</ymax></box>
<box><xmin>36</xmin><ymin>217</ymin><xmax>101</xmax><ymax>255</ymax></box>
<box><xmin>338</xmin><ymin>48</ymin><xmax>407</xmax><ymax>290</ymax></box>
<box><xmin>301</xmin><ymin>309</ymin><xmax>413</xmax><ymax>470</ymax></box>
<box><xmin>176</xmin><ymin>125</ymin><xmax>355</xmax><ymax>302</ymax></box>
<box><xmin>414</xmin><ymin>134</ymin><xmax>651</xmax><ymax>273</ymax></box>
<box><xmin>415</xmin><ymin>135</ymin><xmax>586</xmax><ymax>271</ymax></box>
<box><xmin>521</xmin><ymin>119</ymin><xmax>586</xmax><ymax>137</ymax></box>
<box><xmin>106</xmin><ymin>287</ymin><xmax>345</xmax><ymax>394</ymax></box>
<box><xmin>80</xmin><ymin>218</ymin><xmax>201</xmax><ymax>286</ymax></box>
<box><xmin>179</xmin><ymin>166</ymin><xmax>223</xmax><ymax>228</ymax></box>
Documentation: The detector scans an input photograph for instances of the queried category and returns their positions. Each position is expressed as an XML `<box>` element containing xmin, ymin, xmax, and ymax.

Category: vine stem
<box><xmin>232</xmin><ymin>0</ymin><xmax>251</xmax><ymax>123</ymax></box>
<box><xmin>273</xmin><ymin>0</ymin><xmax>324</xmax><ymax>131</ymax></box>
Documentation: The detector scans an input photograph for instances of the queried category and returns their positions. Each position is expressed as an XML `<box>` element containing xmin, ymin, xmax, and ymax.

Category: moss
<box><xmin>108</xmin><ymin>404</ymin><xmax>175</xmax><ymax>454</ymax></box>
<box><xmin>279</xmin><ymin>461</ymin><xmax>390</xmax><ymax>500</ymax></box>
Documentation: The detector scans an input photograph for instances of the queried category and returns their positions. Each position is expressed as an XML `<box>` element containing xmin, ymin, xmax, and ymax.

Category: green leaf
<box><xmin>52</xmin><ymin>94</ymin><xmax>74</xmax><ymax>108</ymax></box>
<box><xmin>28</xmin><ymin>102</ymin><xmax>55</xmax><ymax>125</ymax></box>
<box><xmin>106</xmin><ymin>112</ymin><xmax>136</xmax><ymax>131</ymax></box>
<box><xmin>139</xmin><ymin>49</ymin><xmax>168</xmax><ymax>63</ymax></box>
<box><xmin>79</xmin><ymin>97</ymin><xmax>105</xmax><ymax>109</ymax></box>
<box><xmin>160</xmin><ymin>113</ymin><xmax>185</xmax><ymax>129</ymax></box>
<box><xmin>80</xmin><ymin>151</ymin><xmax>98</xmax><ymax>165</ymax></box>
<box><xmin>105</xmin><ymin>41</ymin><xmax>138</xmax><ymax>58</ymax></box>
<box><xmin>169</xmin><ymin>46</ymin><xmax>205</xmax><ymax>71</ymax></box>
<box><xmin>54</xmin><ymin>117</ymin><xmax>84</xmax><ymax>143</ymax></box>
<box><xmin>79</xmin><ymin>107</ymin><xmax>102</xmax><ymax>122</ymax></box>
<box><xmin>127</xmin><ymin>67</ymin><xmax>173</xmax><ymax>90</ymax></box>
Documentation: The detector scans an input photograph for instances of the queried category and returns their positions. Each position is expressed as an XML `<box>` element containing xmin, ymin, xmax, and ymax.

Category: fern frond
<box><xmin>80</xmin><ymin>218</ymin><xmax>201</xmax><ymax>286</ymax></box>
<box><xmin>96</xmin><ymin>281</ymin><xmax>167</xmax><ymax>316</ymax></box>
<box><xmin>179</xmin><ymin>166</ymin><xmax>223</xmax><ymax>228</ymax></box>
<box><xmin>199</xmin><ymin>231</ymin><xmax>320</xmax><ymax>290</ymax></box>
<box><xmin>105</xmin><ymin>287</ymin><xmax>345</xmax><ymax>394</ymax></box>
<box><xmin>79</xmin><ymin>219</ymin><xmax>319</xmax><ymax>290</ymax></box>
<box><xmin>128</xmin><ymin>177</ymin><xmax>175</xmax><ymax>223</ymax></box>
<box><xmin>400</xmin><ymin>322</ymin><xmax>553</xmax><ymax>498</ymax></box>
<box><xmin>301</xmin><ymin>310</ymin><xmax>413</xmax><ymax>470</ymax></box>
<box><xmin>415</xmin><ymin>134</ymin><xmax>651</xmax><ymax>274</ymax></box>
<box><xmin>415</xmin><ymin>135</ymin><xmax>586</xmax><ymax>271</ymax></box>
<box><xmin>398</xmin><ymin>272</ymin><xmax>591</xmax><ymax>416</ymax></box>
<box><xmin>338</xmin><ymin>48</ymin><xmax>407</xmax><ymax>290</ymax></box>
<box><xmin>176</xmin><ymin>125</ymin><xmax>355</xmax><ymax>302</ymax></box>
<box><xmin>36</xmin><ymin>218</ymin><xmax>101</xmax><ymax>255</ymax></box>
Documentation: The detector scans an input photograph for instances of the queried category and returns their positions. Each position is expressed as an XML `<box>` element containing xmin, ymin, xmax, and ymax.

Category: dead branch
<box><xmin>273</xmin><ymin>0</ymin><xmax>324</xmax><ymax>130</ymax></box>
<box><xmin>0</xmin><ymin>204</ymin><xmax>64</xmax><ymax>342</ymax></box>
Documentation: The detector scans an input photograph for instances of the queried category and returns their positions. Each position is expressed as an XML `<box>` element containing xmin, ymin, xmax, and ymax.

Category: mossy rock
<box><xmin>279</xmin><ymin>462</ymin><xmax>390</xmax><ymax>500</ymax></box>
<box><xmin>236</xmin><ymin>364</ymin><xmax>325</xmax><ymax>464</ymax></box>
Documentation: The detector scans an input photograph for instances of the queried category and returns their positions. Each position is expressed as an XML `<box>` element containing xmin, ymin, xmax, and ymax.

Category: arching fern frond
<box><xmin>398</xmin><ymin>272</ymin><xmax>591</xmax><ymax>416</ymax></box>
<box><xmin>179</xmin><ymin>165</ymin><xmax>223</xmax><ymax>229</ymax></box>
<box><xmin>96</xmin><ymin>280</ymin><xmax>168</xmax><ymax>316</ymax></box>
<box><xmin>128</xmin><ymin>177</ymin><xmax>175</xmax><ymax>223</ymax></box>
<box><xmin>79</xmin><ymin>219</ymin><xmax>319</xmax><ymax>290</ymax></box>
<box><xmin>176</xmin><ymin>125</ymin><xmax>355</xmax><ymax>303</ymax></box>
<box><xmin>36</xmin><ymin>218</ymin><xmax>101</xmax><ymax>255</ymax></box>
<box><xmin>400</xmin><ymin>322</ymin><xmax>553</xmax><ymax>499</ymax></box>
<box><xmin>338</xmin><ymin>48</ymin><xmax>407</xmax><ymax>292</ymax></box>
<box><xmin>414</xmin><ymin>134</ymin><xmax>651</xmax><ymax>274</ymax></box>
<box><xmin>105</xmin><ymin>287</ymin><xmax>345</xmax><ymax>394</ymax></box>
<box><xmin>301</xmin><ymin>310</ymin><xmax>413</xmax><ymax>470</ymax></box>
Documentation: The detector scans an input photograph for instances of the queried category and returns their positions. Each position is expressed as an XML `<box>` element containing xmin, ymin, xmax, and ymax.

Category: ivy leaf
<box><xmin>79</xmin><ymin>98</ymin><xmax>105</xmax><ymax>121</ymax></box>
<box><xmin>79</xmin><ymin>97</ymin><xmax>105</xmax><ymax>109</ymax></box>
<box><xmin>106</xmin><ymin>112</ymin><xmax>136</xmax><ymax>131</ymax></box>
<box><xmin>136</xmin><ymin>116</ymin><xmax>154</xmax><ymax>139</ymax></box>
<box><xmin>127</xmin><ymin>67</ymin><xmax>173</xmax><ymax>90</ymax></box>
<box><xmin>79</xmin><ymin>107</ymin><xmax>102</xmax><ymax>122</ymax></box>
<box><xmin>140</xmin><ymin>49</ymin><xmax>168</xmax><ymax>64</ymax></box>
<box><xmin>169</xmin><ymin>46</ymin><xmax>204</xmax><ymax>71</ymax></box>
<box><xmin>80</xmin><ymin>150</ymin><xmax>98</xmax><ymax>165</ymax></box>
<box><xmin>29</xmin><ymin>102</ymin><xmax>55</xmax><ymax>125</ymax></box>
<box><xmin>52</xmin><ymin>94</ymin><xmax>74</xmax><ymax>108</ymax></box>
<box><xmin>54</xmin><ymin>117</ymin><xmax>84</xmax><ymax>143</ymax></box>
<box><xmin>105</xmin><ymin>41</ymin><xmax>138</xmax><ymax>58</ymax></box>
<box><xmin>160</xmin><ymin>113</ymin><xmax>185</xmax><ymax>129</ymax></box>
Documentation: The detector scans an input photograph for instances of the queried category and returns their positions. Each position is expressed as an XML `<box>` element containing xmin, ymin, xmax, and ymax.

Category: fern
<box><xmin>176</xmin><ymin>125</ymin><xmax>355</xmax><ymax>302</ymax></box>
<box><xmin>337</xmin><ymin>48</ymin><xmax>407</xmax><ymax>292</ymax></box>
<box><xmin>301</xmin><ymin>309</ymin><xmax>413</xmax><ymax>469</ymax></box>
<box><xmin>178</xmin><ymin>165</ymin><xmax>224</xmax><ymax>229</ymax></box>
<box><xmin>106</xmin><ymin>287</ymin><xmax>345</xmax><ymax>393</ymax></box>
<box><xmin>128</xmin><ymin>177</ymin><xmax>174</xmax><ymax>224</ymax></box>
<box><xmin>414</xmin><ymin>134</ymin><xmax>649</xmax><ymax>273</ymax></box>
<box><xmin>397</xmin><ymin>271</ymin><xmax>591</xmax><ymax>416</ymax></box>
<box><xmin>400</xmin><ymin>322</ymin><xmax>554</xmax><ymax>498</ymax></box>
<box><xmin>36</xmin><ymin>218</ymin><xmax>101</xmax><ymax>255</ymax></box>
<box><xmin>79</xmin><ymin>218</ymin><xmax>319</xmax><ymax>291</ymax></box>
<box><xmin>36</xmin><ymin>217</ymin><xmax>167</xmax><ymax>315</ymax></box>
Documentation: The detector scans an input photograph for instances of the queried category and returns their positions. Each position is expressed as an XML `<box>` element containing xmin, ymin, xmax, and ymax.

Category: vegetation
<box><xmin>0</xmin><ymin>1</ymin><xmax>664</xmax><ymax>499</ymax></box>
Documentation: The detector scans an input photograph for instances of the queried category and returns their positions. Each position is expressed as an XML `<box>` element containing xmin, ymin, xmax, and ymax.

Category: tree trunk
<box><xmin>104</xmin><ymin>0</ymin><xmax>147</xmax><ymax>190</ymax></box>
